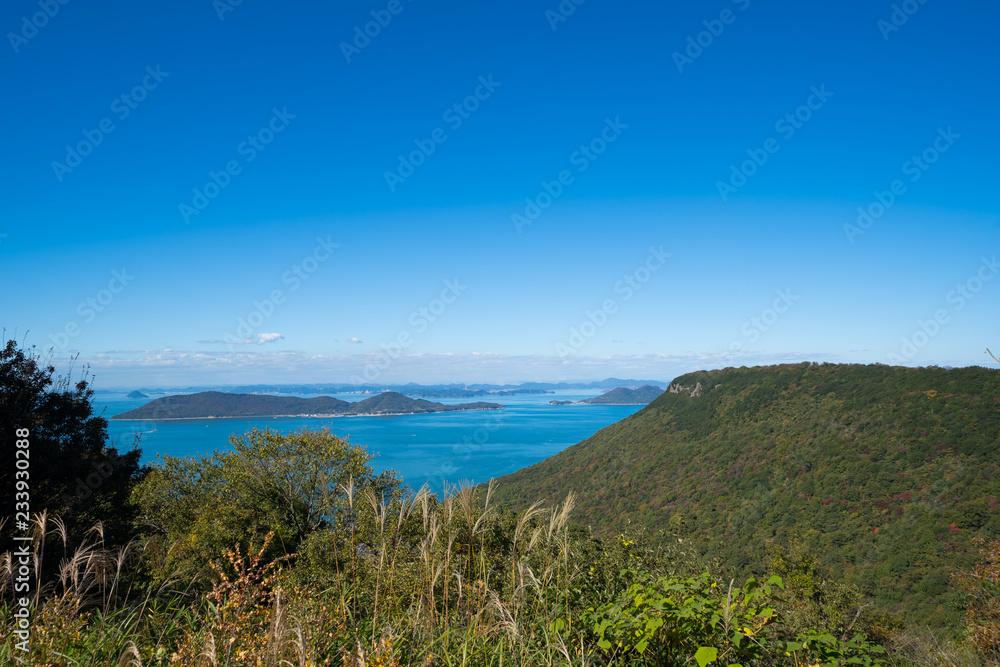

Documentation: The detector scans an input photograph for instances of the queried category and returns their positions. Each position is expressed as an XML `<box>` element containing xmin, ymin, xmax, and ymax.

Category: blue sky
<box><xmin>1</xmin><ymin>0</ymin><xmax>997</xmax><ymax>386</ymax></box>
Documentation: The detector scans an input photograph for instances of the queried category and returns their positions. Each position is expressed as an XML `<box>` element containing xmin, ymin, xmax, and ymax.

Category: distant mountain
<box><xmin>111</xmin><ymin>391</ymin><xmax>502</xmax><ymax>420</ymax></box>
<box><xmin>484</xmin><ymin>378</ymin><xmax>668</xmax><ymax>391</ymax></box>
<box><xmin>580</xmin><ymin>385</ymin><xmax>664</xmax><ymax>405</ymax></box>
<box><xmin>125</xmin><ymin>390</ymin><xmax>149</xmax><ymax>399</ymax></box>
<box><xmin>102</xmin><ymin>379</ymin><xmax>671</xmax><ymax>396</ymax></box>
<box><xmin>494</xmin><ymin>363</ymin><xmax>1000</xmax><ymax>625</ymax></box>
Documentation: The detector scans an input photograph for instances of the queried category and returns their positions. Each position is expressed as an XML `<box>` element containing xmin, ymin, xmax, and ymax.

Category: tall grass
<box><xmin>0</xmin><ymin>482</ymin><xmax>594</xmax><ymax>666</ymax></box>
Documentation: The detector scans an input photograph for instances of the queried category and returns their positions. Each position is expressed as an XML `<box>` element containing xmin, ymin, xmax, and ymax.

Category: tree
<box><xmin>227</xmin><ymin>427</ymin><xmax>400</xmax><ymax>541</ymax></box>
<box><xmin>0</xmin><ymin>338</ymin><xmax>146</xmax><ymax>554</ymax></box>
<box><xmin>132</xmin><ymin>426</ymin><xmax>400</xmax><ymax>573</ymax></box>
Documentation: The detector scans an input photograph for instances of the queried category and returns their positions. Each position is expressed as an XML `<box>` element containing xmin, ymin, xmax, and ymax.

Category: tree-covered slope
<box><xmin>493</xmin><ymin>362</ymin><xmax>1000</xmax><ymax>623</ymax></box>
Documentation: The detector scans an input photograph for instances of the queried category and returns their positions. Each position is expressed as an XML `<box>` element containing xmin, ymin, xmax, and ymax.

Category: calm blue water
<box><xmin>95</xmin><ymin>391</ymin><xmax>641</xmax><ymax>493</ymax></box>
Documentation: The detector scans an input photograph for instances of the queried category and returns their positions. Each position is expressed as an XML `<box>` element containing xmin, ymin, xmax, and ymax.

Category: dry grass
<box><xmin>1</xmin><ymin>482</ymin><xmax>588</xmax><ymax>666</ymax></box>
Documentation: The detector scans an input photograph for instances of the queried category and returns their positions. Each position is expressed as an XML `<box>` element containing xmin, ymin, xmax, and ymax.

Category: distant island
<box><xmin>581</xmin><ymin>385</ymin><xmax>665</xmax><ymax>404</ymax></box>
<box><xmin>125</xmin><ymin>390</ymin><xmax>149</xmax><ymax>399</ymax></box>
<box><xmin>494</xmin><ymin>389</ymin><xmax>553</xmax><ymax>396</ymax></box>
<box><xmin>111</xmin><ymin>391</ymin><xmax>504</xmax><ymax>420</ymax></box>
<box><xmin>548</xmin><ymin>385</ymin><xmax>665</xmax><ymax>406</ymax></box>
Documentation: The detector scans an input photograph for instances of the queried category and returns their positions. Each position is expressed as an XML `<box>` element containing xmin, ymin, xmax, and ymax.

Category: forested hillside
<box><xmin>494</xmin><ymin>362</ymin><xmax>1000</xmax><ymax>624</ymax></box>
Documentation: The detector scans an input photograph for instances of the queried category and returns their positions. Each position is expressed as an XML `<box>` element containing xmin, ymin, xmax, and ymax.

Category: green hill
<box><xmin>581</xmin><ymin>384</ymin><xmax>665</xmax><ymax>404</ymax></box>
<box><xmin>493</xmin><ymin>362</ymin><xmax>1000</xmax><ymax>624</ymax></box>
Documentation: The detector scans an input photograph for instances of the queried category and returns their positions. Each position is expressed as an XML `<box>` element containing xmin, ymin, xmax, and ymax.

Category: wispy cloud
<box><xmin>347</xmin><ymin>337</ymin><xmax>363</xmax><ymax>344</ymax></box>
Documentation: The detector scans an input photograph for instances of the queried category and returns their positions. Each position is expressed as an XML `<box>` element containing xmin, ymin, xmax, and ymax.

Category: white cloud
<box><xmin>348</xmin><ymin>337</ymin><xmax>363</xmax><ymax>344</ymax></box>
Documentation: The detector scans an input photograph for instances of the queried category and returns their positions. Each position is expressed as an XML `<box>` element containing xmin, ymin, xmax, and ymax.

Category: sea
<box><xmin>96</xmin><ymin>390</ymin><xmax>641</xmax><ymax>494</ymax></box>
